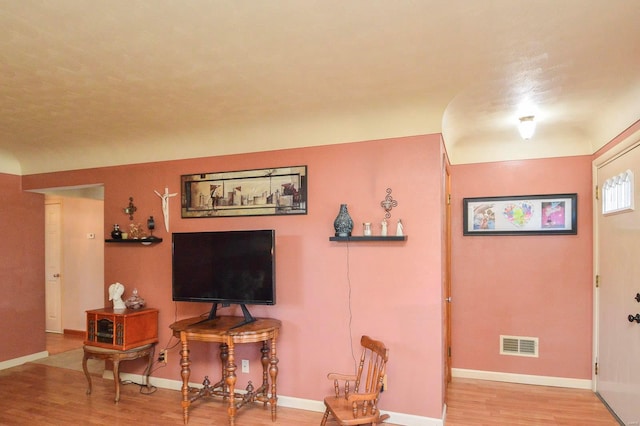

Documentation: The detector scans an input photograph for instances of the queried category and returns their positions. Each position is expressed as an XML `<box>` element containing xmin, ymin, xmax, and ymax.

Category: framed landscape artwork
<box><xmin>181</xmin><ymin>166</ymin><xmax>307</xmax><ymax>218</ymax></box>
<box><xmin>463</xmin><ymin>193</ymin><xmax>577</xmax><ymax>236</ymax></box>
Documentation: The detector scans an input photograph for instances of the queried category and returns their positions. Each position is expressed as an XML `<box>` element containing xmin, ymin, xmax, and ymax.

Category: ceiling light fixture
<box><xmin>518</xmin><ymin>116</ymin><xmax>536</xmax><ymax>140</ymax></box>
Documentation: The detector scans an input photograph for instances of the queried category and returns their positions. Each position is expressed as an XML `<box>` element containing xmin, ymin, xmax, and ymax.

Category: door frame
<box><xmin>442</xmin><ymin>154</ymin><xmax>452</xmax><ymax>394</ymax></box>
<box><xmin>591</xmin><ymin>127</ymin><xmax>640</xmax><ymax>391</ymax></box>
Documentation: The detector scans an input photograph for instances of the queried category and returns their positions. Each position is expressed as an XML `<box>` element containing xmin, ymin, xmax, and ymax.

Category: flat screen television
<box><xmin>172</xmin><ymin>229</ymin><xmax>275</xmax><ymax>327</ymax></box>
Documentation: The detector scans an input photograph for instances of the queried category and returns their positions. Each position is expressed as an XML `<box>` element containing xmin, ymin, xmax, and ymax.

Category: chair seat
<box><xmin>323</xmin><ymin>396</ymin><xmax>388</xmax><ymax>426</ymax></box>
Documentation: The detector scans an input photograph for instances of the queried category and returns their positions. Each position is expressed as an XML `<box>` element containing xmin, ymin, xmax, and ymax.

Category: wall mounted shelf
<box><xmin>329</xmin><ymin>236</ymin><xmax>407</xmax><ymax>242</ymax></box>
<box><xmin>105</xmin><ymin>238</ymin><xmax>162</xmax><ymax>245</ymax></box>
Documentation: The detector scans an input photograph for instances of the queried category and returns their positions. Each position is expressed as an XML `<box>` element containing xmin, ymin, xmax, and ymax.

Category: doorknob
<box><xmin>628</xmin><ymin>314</ymin><xmax>640</xmax><ymax>323</ymax></box>
<box><xmin>53</xmin><ymin>273</ymin><xmax>60</xmax><ymax>278</ymax></box>
<box><xmin>635</xmin><ymin>293</ymin><xmax>640</xmax><ymax>303</ymax></box>
<box><xmin>445</xmin><ymin>297</ymin><xmax>452</xmax><ymax>303</ymax></box>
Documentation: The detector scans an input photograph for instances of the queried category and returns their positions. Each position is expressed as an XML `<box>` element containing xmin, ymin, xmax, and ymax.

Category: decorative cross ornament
<box><xmin>154</xmin><ymin>187</ymin><xmax>178</xmax><ymax>232</ymax></box>
<box><xmin>380</xmin><ymin>188</ymin><xmax>398</xmax><ymax>219</ymax></box>
<box><xmin>124</xmin><ymin>197</ymin><xmax>137</xmax><ymax>220</ymax></box>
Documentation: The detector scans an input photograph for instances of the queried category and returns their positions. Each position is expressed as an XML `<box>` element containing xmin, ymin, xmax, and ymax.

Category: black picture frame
<box><xmin>463</xmin><ymin>193</ymin><xmax>577</xmax><ymax>236</ymax></box>
<box><xmin>181</xmin><ymin>166</ymin><xmax>307</xmax><ymax>218</ymax></box>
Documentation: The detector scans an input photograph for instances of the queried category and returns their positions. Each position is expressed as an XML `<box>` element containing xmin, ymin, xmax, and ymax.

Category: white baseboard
<box><xmin>452</xmin><ymin>368</ymin><xmax>592</xmax><ymax>389</ymax></box>
<box><xmin>0</xmin><ymin>351</ymin><xmax>49</xmax><ymax>371</ymax></box>
<box><xmin>114</xmin><ymin>371</ymin><xmax>443</xmax><ymax>426</ymax></box>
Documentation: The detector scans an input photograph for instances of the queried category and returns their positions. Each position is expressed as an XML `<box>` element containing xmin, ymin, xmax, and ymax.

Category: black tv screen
<box><xmin>172</xmin><ymin>230</ymin><xmax>276</xmax><ymax>306</ymax></box>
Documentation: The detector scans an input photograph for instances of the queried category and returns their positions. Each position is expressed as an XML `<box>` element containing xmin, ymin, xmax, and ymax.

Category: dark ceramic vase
<box><xmin>334</xmin><ymin>204</ymin><xmax>354</xmax><ymax>237</ymax></box>
<box><xmin>111</xmin><ymin>224</ymin><xmax>122</xmax><ymax>239</ymax></box>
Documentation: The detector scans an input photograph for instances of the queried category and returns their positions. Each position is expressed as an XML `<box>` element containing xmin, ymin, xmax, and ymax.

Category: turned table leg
<box><xmin>269</xmin><ymin>337</ymin><xmax>279</xmax><ymax>421</ymax></box>
<box><xmin>226</xmin><ymin>341</ymin><xmax>237</xmax><ymax>426</ymax></box>
<box><xmin>260</xmin><ymin>341</ymin><xmax>269</xmax><ymax>408</ymax></box>
<box><xmin>180</xmin><ymin>333</ymin><xmax>191</xmax><ymax>424</ymax></box>
<box><xmin>219</xmin><ymin>343</ymin><xmax>229</xmax><ymax>395</ymax></box>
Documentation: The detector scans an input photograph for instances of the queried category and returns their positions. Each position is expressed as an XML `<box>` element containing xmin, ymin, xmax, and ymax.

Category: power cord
<box><xmin>345</xmin><ymin>241</ymin><xmax>356</xmax><ymax>368</ymax></box>
<box><xmin>149</xmin><ymin>302</ymin><xmax>183</xmax><ymax>375</ymax></box>
<box><xmin>121</xmin><ymin>379</ymin><xmax>158</xmax><ymax>396</ymax></box>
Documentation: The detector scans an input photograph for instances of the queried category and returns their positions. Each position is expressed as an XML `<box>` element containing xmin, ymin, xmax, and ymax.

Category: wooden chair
<box><xmin>321</xmin><ymin>335</ymin><xmax>390</xmax><ymax>426</ymax></box>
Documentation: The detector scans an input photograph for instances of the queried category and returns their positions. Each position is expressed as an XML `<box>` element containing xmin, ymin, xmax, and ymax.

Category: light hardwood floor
<box><xmin>446</xmin><ymin>378</ymin><xmax>619</xmax><ymax>425</ymax></box>
<box><xmin>46</xmin><ymin>331</ymin><xmax>85</xmax><ymax>355</ymax></box>
<box><xmin>0</xmin><ymin>333</ymin><xmax>619</xmax><ymax>425</ymax></box>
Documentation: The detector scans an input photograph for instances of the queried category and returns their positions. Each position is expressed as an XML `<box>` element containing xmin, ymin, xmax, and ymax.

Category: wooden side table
<box><xmin>84</xmin><ymin>307</ymin><xmax>159</xmax><ymax>402</ymax></box>
<box><xmin>82</xmin><ymin>343</ymin><xmax>155</xmax><ymax>402</ymax></box>
<box><xmin>169</xmin><ymin>316</ymin><xmax>281</xmax><ymax>426</ymax></box>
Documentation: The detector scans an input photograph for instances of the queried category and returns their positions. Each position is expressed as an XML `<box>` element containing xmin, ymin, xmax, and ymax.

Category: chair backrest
<box><xmin>354</xmin><ymin>335</ymin><xmax>389</xmax><ymax>396</ymax></box>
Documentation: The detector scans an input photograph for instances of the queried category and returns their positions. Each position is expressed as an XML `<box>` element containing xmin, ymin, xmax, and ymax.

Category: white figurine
<box><xmin>108</xmin><ymin>282</ymin><xmax>126</xmax><ymax>310</ymax></box>
<box><xmin>396</xmin><ymin>219</ymin><xmax>404</xmax><ymax>237</ymax></box>
<box><xmin>381</xmin><ymin>219</ymin><xmax>388</xmax><ymax>236</ymax></box>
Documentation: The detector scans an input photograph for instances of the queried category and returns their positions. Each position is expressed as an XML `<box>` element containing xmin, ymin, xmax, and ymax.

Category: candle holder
<box><xmin>147</xmin><ymin>216</ymin><xmax>156</xmax><ymax>239</ymax></box>
<box><xmin>380</xmin><ymin>188</ymin><xmax>398</xmax><ymax>219</ymax></box>
<box><xmin>123</xmin><ymin>197</ymin><xmax>137</xmax><ymax>220</ymax></box>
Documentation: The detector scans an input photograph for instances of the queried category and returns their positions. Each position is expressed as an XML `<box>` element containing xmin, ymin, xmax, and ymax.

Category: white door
<box><xmin>596</xmin><ymin>143</ymin><xmax>640</xmax><ymax>424</ymax></box>
<box><xmin>45</xmin><ymin>202</ymin><xmax>62</xmax><ymax>333</ymax></box>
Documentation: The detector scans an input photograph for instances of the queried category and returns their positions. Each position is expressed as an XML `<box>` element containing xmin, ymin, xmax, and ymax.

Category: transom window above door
<box><xmin>602</xmin><ymin>169</ymin><xmax>634</xmax><ymax>215</ymax></box>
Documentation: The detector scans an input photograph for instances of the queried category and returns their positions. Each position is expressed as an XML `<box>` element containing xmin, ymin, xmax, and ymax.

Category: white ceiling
<box><xmin>1</xmin><ymin>1</ymin><xmax>639</xmax><ymax>175</ymax></box>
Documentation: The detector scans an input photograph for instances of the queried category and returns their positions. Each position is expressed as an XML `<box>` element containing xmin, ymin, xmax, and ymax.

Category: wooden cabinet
<box><xmin>85</xmin><ymin>307</ymin><xmax>158</xmax><ymax>350</ymax></box>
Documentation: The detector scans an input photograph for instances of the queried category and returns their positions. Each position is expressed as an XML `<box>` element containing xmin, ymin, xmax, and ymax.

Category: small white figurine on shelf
<box><xmin>108</xmin><ymin>282</ymin><xmax>126</xmax><ymax>310</ymax></box>
<box><xmin>381</xmin><ymin>218</ymin><xmax>388</xmax><ymax>236</ymax></box>
<box><xmin>396</xmin><ymin>219</ymin><xmax>404</xmax><ymax>237</ymax></box>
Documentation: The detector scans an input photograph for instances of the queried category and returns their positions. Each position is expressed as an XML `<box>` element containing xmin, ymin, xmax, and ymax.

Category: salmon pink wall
<box><xmin>23</xmin><ymin>135</ymin><xmax>446</xmax><ymax>419</ymax></box>
<box><xmin>0</xmin><ymin>173</ymin><xmax>45</xmax><ymax>362</ymax></box>
<box><xmin>450</xmin><ymin>156</ymin><xmax>593</xmax><ymax>379</ymax></box>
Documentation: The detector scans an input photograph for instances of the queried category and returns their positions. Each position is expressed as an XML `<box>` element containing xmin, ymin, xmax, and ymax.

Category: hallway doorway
<box><xmin>42</xmin><ymin>185</ymin><xmax>105</xmax><ymax>335</ymax></box>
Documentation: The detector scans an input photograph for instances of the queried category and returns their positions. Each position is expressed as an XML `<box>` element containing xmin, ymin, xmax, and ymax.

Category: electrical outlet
<box><xmin>158</xmin><ymin>349</ymin><xmax>167</xmax><ymax>364</ymax></box>
<box><xmin>241</xmin><ymin>359</ymin><xmax>249</xmax><ymax>373</ymax></box>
